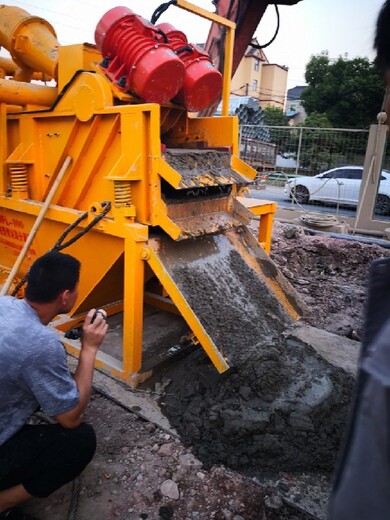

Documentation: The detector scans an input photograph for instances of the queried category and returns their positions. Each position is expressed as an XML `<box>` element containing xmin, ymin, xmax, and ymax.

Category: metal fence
<box><xmin>238</xmin><ymin>125</ymin><xmax>390</xmax><ymax>219</ymax></box>
<box><xmin>239</xmin><ymin>125</ymin><xmax>370</xmax><ymax>177</ymax></box>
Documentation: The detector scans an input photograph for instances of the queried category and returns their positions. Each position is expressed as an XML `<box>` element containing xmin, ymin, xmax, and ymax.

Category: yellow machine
<box><xmin>0</xmin><ymin>2</ymin><xmax>305</xmax><ymax>386</ymax></box>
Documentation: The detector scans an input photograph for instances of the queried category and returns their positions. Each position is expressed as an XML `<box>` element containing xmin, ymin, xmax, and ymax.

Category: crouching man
<box><xmin>0</xmin><ymin>252</ymin><xmax>108</xmax><ymax>520</ymax></box>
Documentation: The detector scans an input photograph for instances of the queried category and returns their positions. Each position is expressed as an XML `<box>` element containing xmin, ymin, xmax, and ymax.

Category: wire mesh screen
<box><xmin>239</xmin><ymin>125</ymin><xmax>369</xmax><ymax>176</ymax></box>
<box><xmin>239</xmin><ymin>125</ymin><xmax>377</xmax><ymax>218</ymax></box>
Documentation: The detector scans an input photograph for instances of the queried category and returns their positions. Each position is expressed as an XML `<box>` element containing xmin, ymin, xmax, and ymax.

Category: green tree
<box><xmin>301</xmin><ymin>54</ymin><xmax>385</xmax><ymax>129</ymax></box>
<box><xmin>263</xmin><ymin>106</ymin><xmax>289</xmax><ymax>126</ymax></box>
<box><xmin>262</xmin><ymin>106</ymin><xmax>291</xmax><ymax>155</ymax></box>
<box><xmin>295</xmin><ymin>111</ymin><xmax>367</xmax><ymax>173</ymax></box>
<box><xmin>292</xmin><ymin>113</ymin><xmax>332</xmax><ymax>172</ymax></box>
<box><xmin>301</xmin><ymin>112</ymin><xmax>332</xmax><ymax>128</ymax></box>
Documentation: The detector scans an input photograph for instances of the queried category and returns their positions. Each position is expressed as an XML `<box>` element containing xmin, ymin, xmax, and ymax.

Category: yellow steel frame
<box><xmin>0</xmin><ymin>64</ymin><xmax>244</xmax><ymax>386</ymax></box>
<box><xmin>236</xmin><ymin>196</ymin><xmax>277</xmax><ymax>254</ymax></box>
<box><xmin>53</xmin><ymin>223</ymin><xmax>153</xmax><ymax>387</ymax></box>
<box><xmin>0</xmin><ymin>2</ymin><xmax>292</xmax><ymax>387</ymax></box>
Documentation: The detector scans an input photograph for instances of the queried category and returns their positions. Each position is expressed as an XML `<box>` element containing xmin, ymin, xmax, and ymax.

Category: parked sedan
<box><xmin>284</xmin><ymin>166</ymin><xmax>390</xmax><ymax>215</ymax></box>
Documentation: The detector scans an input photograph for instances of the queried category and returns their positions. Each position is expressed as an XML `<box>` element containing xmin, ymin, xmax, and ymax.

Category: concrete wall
<box><xmin>231</xmin><ymin>53</ymin><xmax>263</xmax><ymax>99</ymax></box>
<box><xmin>231</xmin><ymin>56</ymin><xmax>262</xmax><ymax>97</ymax></box>
<box><xmin>260</xmin><ymin>64</ymin><xmax>288</xmax><ymax>109</ymax></box>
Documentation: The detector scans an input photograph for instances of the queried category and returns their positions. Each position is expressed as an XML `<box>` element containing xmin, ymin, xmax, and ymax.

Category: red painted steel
<box><xmin>157</xmin><ymin>22</ymin><xmax>222</xmax><ymax>112</ymax></box>
<box><xmin>95</xmin><ymin>6</ymin><xmax>185</xmax><ymax>104</ymax></box>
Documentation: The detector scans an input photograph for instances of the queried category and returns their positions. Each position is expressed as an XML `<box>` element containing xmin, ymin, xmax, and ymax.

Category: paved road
<box><xmin>249</xmin><ymin>185</ymin><xmax>390</xmax><ymax>222</ymax></box>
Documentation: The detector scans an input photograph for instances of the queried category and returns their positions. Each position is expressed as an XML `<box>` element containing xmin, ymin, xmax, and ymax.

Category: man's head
<box><xmin>25</xmin><ymin>252</ymin><xmax>80</xmax><ymax>313</ymax></box>
<box><xmin>375</xmin><ymin>1</ymin><xmax>390</xmax><ymax>75</ymax></box>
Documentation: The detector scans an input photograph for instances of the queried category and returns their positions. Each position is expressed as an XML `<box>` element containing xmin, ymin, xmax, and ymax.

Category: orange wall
<box><xmin>259</xmin><ymin>64</ymin><xmax>287</xmax><ymax>109</ymax></box>
<box><xmin>230</xmin><ymin>49</ymin><xmax>287</xmax><ymax>110</ymax></box>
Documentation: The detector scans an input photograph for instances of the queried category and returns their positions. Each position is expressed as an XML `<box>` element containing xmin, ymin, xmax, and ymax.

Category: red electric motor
<box><xmin>95</xmin><ymin>6</ymin><xmax>185</xmax><ymax>105</ymax></box>
<box><xmin>156</xmin><ymin>22</ymin><xmax>222</xmax><ymax>112</ymax></box>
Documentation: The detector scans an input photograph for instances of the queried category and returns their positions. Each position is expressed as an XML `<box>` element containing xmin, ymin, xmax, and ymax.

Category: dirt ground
<box><xmin>24</xmin><ymin>220</ymin><xmax>390</xmax><ymax>520</ymax></box>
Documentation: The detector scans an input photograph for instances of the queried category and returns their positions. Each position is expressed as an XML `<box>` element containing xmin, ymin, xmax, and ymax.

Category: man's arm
<box><xmin>54</xmin><ymin>309</ymin><xmax>108</xmax><ymax>428</ymax></box>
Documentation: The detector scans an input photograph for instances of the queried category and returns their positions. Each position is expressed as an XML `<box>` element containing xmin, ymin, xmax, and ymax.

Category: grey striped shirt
<box><xmin>0</xmin><ymin>296</ymin><xmax>79</xmax><ymax>445</ymax></box>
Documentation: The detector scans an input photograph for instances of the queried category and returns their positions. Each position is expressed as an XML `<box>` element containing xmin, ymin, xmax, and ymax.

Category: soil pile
<box><xmin>160</xmin><ymin>334</ymin><xmax>353</xmax><ymax>473</ymax></box>
<box><xmin>158</xmin><ymin>222</ymin><xmax>390</xmax><ymax>474</ymax></box>
<box><xmin>28</xmin><ymin>393</ymin><xmax>267</xmax><ymax>520</ymax></box>
<box><xmin>269</xmin><ymin>222</ymin><xmax>390</xmax><ymax>337</ymax></box>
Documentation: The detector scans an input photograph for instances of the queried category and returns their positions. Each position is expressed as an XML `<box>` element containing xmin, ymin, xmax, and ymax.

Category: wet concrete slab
<box><xmin>286</xmin><ymin>322</ymin><xmax>359</xmax><ymax>377</ymax></box>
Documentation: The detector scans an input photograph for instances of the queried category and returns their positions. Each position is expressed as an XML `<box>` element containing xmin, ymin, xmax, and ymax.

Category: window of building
<box><xmin>254</xmin><ymin>59</ymin><xmax>260</xmax><ymax>72</ymax></box>
<box><xmin>252</xmin><ymin>79</ymin><xmax>258</xmax><ymax>92</ymax></box>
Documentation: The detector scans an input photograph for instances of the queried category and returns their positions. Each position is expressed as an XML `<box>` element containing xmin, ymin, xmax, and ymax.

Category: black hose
<box><xmin>250</xmin><ymin>4</ymin><xmax>280</xmax><ymax>50</ymax></box>
<box><xmin>175</xmin><ymin>45</ymin><xmax>194</xmax><ymax>55</ymax></box>
<box><xmin>155</xmin><ymin>27</ymin><xmax>168</xmax><ymax>43</ymax></box>
<box><xmin>304</xmin><ymin>228</ymin><xmax>390</xmax><ymax>249</ymax></box>
<box><xmin>151</xmin><ymin>0</ymin><xmax>177</xmax><ymax>25</ymax></box>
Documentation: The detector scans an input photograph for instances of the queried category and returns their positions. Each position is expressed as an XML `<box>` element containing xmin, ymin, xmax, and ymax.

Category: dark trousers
<box><xmin>0</xmin><ymin>423</ymin><xmax>96</xmax><ymax>498</ymax></box>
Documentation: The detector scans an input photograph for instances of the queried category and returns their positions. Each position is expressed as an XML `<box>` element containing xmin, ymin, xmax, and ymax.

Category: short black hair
<box><xmin>375</xmin><ymin>1</ymin><xmax>390</xmax><ymax>73</ymax></box>
<box><xmin>25</xmin><ymin>252</ymin><xmax>80</xmax><ymax>303</ymax></box>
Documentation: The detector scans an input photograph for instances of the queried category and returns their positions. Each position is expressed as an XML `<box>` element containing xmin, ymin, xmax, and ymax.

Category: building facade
<box><xmin>230</xmin><ymin>39</ymin><xmax>288</xmax><ymax>110</ymax></box>
<box><xmin>285</xmin><ymin>85</ymin><xmax>307</xmax><ymax>125</ymax></box>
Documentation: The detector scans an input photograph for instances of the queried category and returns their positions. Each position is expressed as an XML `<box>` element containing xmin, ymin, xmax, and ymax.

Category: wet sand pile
<box><xmin>156</xmin><ymin>225</ymin><xmax>359</xmax><ymax>473</ymax></box>
<box><xmin>160</xmin><ymin>332</ymin><xmax>353</xmax><ymax>473</ymax></box>
<box><xmin>171</xmin><ymin>248</ymin><xmax>289</xmax><ymax>364</ymax></box>
<box><xmin>164</xmin><ymin>149</ymin><xmax>249</xmax><ymax>186</ymax></box>
<box><xmin>156</xmin><ymin>227</ymin><xmax>305</xmax><ymax>365</ymax></box>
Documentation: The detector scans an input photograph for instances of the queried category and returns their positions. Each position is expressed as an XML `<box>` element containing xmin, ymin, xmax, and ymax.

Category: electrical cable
<box><xmin>155</xmin><ymin>27</ymin><xmax>169</xmax><ymax>44</ymax></box>
<box><xmin>150</xmin><ymin>0</ymin><xmax>177</xmax><ymax>25</ymax></box>
<box><xmin>67</xmin><ymin>477</ymin><xmax>81</xmax><ymax>520</ymax></box>
<box><xmin>50</xmin><ymin>201</ymin><xmax>111</xmax><ymax>252</ymax></box>
<box><xmin>175</xmin><ymin>45</ymin><xmax>194</xmax><ymax>55</ymax></box>
<box><xmin>250</xmin><ymin>4</ymin><xmax>280</xmax><ymax>50</ymax></box>
<box><xmin>11</xmin><ymin>201</ymin><xmax>112</xmax><ymax>296</ymax></box>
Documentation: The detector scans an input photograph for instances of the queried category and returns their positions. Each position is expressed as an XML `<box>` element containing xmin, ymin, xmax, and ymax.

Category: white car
<box><xmin>284</xmin><ymin>166</ymin><xmax>390</xmax><ymax>215</ymax></box>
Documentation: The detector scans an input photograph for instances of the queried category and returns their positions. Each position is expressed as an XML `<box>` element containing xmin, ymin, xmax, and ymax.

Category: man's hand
<box><xmin>55</xmin><ymin>309</ymin><xmax>108</xmax><ymax>428</ymax></box>
<box><xmin>81</xmin><ymin>308</ymin><xmax>108</xmax><ymax>353</ymax></box>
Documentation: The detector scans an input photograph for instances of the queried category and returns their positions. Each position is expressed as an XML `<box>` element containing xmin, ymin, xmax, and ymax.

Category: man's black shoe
<box><xmin>0</xmin><ymin>508</ymin><xmax>39</xmax><ymax>520</ymax></box>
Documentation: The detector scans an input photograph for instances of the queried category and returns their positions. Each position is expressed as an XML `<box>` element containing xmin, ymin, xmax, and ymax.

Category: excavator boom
<box><xmin>203</xmin><ymin>0</ymin><xmax>302</xmax><ymax>115</ymax></box>
<box><xmin>206</xmin><ymin>0</ymin><xmax>302</xmax><ymax>76</ymax></box>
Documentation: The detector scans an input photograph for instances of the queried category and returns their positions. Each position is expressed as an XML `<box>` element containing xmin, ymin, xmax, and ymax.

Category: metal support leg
<box><xmin>122</xmin><ymin>236</ymin><xmax>145</xmax><ymax>378</ymax></box>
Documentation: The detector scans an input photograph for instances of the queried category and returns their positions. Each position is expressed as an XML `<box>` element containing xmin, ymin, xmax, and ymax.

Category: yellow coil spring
<box><xmin>114</xmin><ymin>180</ymin><xmax>133</xmax><ymax>207</ymax></box>
<box><xmin>9</xmin><ymin>164</ymin><xmax>28</xmax><ymax>192</ymax></box>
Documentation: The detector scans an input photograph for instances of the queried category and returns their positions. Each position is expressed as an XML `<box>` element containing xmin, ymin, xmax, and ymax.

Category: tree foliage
<box><xmin>294</xmin><ymin>112</ymin><xmax>367</xmax><ymax>174</ymax></box>
<box><xmin>262</xmin><ymin>106</ymin><xmax>289</xmax><ymax>126</ymax></box>
<box><xmin>295</xmin><ymin>112</ymin><xmax>334</xmax><ymax>171</ymax></box>
<box><xmin>301</xmin><ymin>54</ymin><xmax>385</xmax><ymax>129</ymax></box>
<box><xmin>262</xmin><ymin>107</ymin><xmax>291</xmax><ymax>154</ymax></box>
<box><xmin>300</xmin><ymin>112</ymin><xmax>332</xmax><ymax>128</ymax></box>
